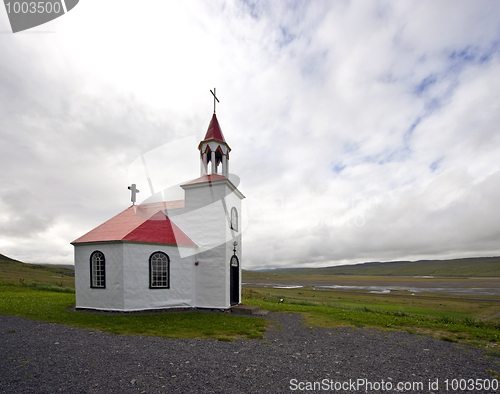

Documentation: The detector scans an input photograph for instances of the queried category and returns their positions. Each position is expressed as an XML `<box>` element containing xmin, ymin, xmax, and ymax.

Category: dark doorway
<box><xmin>230</xmin><ymin>255</ymin><xmax>239</xmax><ymax>306</ymax></box>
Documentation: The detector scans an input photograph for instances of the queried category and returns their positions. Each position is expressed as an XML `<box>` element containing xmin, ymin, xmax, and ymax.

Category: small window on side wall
<box><xmin>149</xmin><ymin>252</ymin><xmax>170</xmax><ymax>289</ymax></box>
<box><xmin>231</xmin><ymin>207</ymin><xmax>238</xmax><ymax>231</ymax></box>
<box><xmin>90</xmin><ymin>251</ymin><xmax>105</xmax><ymax>288</ymax></box>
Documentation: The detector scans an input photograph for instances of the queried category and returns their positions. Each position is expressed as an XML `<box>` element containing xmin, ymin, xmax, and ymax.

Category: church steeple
<box><xmin>198</xmin><ymin>113</ymin><xmax>231</xmax><ymax>177</ymax></box>
<box><xmin>202</xmin><ymin>113</ymin><xmax>226</xmax><ymax>143</ymax></box>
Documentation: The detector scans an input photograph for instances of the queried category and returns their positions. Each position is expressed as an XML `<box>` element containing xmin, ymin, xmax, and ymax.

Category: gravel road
<box><xmin>1</xmin><ymin>313</ymin><xmax>499</xmax><ymax>393</ymax></box>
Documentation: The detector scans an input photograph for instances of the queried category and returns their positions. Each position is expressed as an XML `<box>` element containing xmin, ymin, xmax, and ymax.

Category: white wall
<box><xmin>75</xmin><ymin>242</ymin><xmax>197</xmax><ymax>311</ymax></box>
<box><xmin>172</xmin><ymin>180</ymin><xmax>244</xmax><ymax>255</ymax></box>
<box><xmin>74</xmin><ymin>243</ymin><xmax>124</xmax><ymax>310</ymax></box>
<box><xmin>194</xmin><ymin>244</ymin><xmax>228</xmax><ymax>308</ymax></box>
<box><xmin>122</xmin><ymin>243</ymin><xmax>195</xmax><ymax>311</ymax></box>
<box><xmin>174</xmin><ymin>179</ymin><xmax>244</xmax><ymax>307</ymax></box>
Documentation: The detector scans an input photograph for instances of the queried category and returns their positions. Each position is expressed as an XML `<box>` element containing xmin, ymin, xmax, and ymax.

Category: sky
<box><xmin>1</xmin><ymin>1</ymin><xmax>500</xmax><ymax>270</ymax></box>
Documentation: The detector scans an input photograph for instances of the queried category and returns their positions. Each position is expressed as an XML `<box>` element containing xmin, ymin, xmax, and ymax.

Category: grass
<box><xmin>486</xmin><ymin>348</ymin><xmax>500</xmax><ymax>358</ymax></box>
<box><xmin>0</xmin><ymin>284</ymin><xmax>266</xmax><ymax>340</ymax></box>
<box><xmin>12</xmin><ymin>278</ymin><xmax>75</xmax><ymax>293</ymax></box>
<box><xmin>242</xmin><ymin>287</ymin><xmax>500</xmax><ymax>348</ymax></box>
<box><xmin>244</xmin><ymin>287</ymin><xmax>500</xmax><ymax>319</ymax></box>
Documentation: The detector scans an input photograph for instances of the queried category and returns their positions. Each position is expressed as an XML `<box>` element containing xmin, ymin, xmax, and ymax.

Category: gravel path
<box><xmin>484</xmin><ymin>311</ymin><xmax>500</xmax><ymax>321</ymax></box>
<box><xmin>1</xmin><ymin>313</ymin><xmax>499</xmax><ymax>393</ymax></box>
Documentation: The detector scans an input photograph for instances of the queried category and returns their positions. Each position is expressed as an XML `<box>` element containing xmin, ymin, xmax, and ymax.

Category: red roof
<box><xmin>182</xmin><ymin>174</ymin><xmax>227</xmax><ymax>186</ymax></box>
<box><xmin>72</xmin><ymin>201</ymin><xmax>196</xmax><ymax>246</ymax></box>
<box><xmin>202</xmin><ymin>113</ymin><xmax>226</xmax><ymax>143</ymax></box>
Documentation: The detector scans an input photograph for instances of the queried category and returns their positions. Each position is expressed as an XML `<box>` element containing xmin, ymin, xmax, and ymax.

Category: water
<box><xmin>315</xmin><ymin>284</ymin><xmax>500</xmax><ymax>297</ymax></box>
<box><xmin>243</xmin><ymin>280</ymin><xmax>500</xmax><ymax>297</ymax></box>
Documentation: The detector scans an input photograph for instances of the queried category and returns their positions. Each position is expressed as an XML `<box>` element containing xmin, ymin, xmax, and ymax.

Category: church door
<box><xmin>230</xmin><ymin>255</ymin><xmax>239</xmax><ymax>306</ymax></box>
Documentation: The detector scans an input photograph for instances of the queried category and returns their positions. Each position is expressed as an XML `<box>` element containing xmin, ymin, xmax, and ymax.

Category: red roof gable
<box><xmin>72</xmin><ymin>201</ymin><xmax>196</xmax><ymax>246</ymax></box>
<box><xmin>202</xmin><ymin>113</ymin><xmax>226</xmax><ymax>143</ymax></box>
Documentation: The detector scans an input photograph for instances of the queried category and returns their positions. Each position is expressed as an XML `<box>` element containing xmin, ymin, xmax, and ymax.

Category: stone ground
<box><xmin>1</xmin><ymin>313</ymin><xmax>499</xmax><ymax>393</ymax></box>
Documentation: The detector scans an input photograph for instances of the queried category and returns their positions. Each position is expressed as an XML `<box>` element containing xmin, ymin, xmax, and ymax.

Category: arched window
<box><xmin>231</xmin><ymin>207</ymin><xmax>238</xmax><ymax>231</ymax></box>
<box><xmin>90</xmin><ymin>251</ymin><xmax>105</xmax><ymax>288</ymax></box>
<box><xmin>149</xmin><ymin>252</ymin><xmax>170</xmax><ymax>289</ymax></box>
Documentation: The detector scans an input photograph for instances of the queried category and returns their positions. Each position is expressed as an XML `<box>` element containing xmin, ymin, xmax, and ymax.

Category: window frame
<box><xmin>149</xmin><ymin>251</ymin><xmax>170</xmax><ymax>289</ymax></box>
<box><xmin>90</xmin><ymin>250</ymin><xmax>106</xmax><ymax>289</ymax></box>
<box><xmin>230</xmin><ymin>207</ymin><xmax>238</xmax><ymax>231</ymax></box>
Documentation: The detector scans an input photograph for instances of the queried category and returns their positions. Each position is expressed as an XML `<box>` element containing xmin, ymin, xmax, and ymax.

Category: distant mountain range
<box><xmin>245</xmin><ymin>256</ymin><xmax>500</xmax><ymax>277</ymax></box>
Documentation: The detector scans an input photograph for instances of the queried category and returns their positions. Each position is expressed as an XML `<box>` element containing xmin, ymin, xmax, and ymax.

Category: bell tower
<box><xmin>198</xmin><ymin>88</ymin><xmax>230</xmax><ymax>177</ymax></box>
<box><xmin>198</xmin><ymin>113</ymin><xmax>230</xmax><ymax>177</ymax></box>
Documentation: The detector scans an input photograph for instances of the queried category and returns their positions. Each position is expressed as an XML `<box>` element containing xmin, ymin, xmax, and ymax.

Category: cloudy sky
<box><xmin>1</xmin><ymin>1</ymin><xmax>500</xmax><ymax>270</ymax></box>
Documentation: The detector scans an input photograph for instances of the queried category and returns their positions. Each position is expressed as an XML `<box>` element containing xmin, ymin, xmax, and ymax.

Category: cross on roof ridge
<box><xmin>210</xmin><ymin>88</ymin><xmax>219</xmax><ymax>113</ymax></box>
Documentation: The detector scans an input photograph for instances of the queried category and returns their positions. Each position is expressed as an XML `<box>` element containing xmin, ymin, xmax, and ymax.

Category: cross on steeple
<box><xmin>210</xmin><ymin>88</ymin><xmax>219</xmax><ymax>113</ymax></box>
<box><xmin>128</xmin><ymin>184</ymin><xmax>140</xmax><ymax>205</ymax></box>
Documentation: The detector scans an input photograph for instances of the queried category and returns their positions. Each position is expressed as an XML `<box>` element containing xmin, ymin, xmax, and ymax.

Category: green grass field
<box><xmin>1</xmin><ymin>252</ymin><xmax>500</xmax><ymax>350</ymax></box>
<box><xmin>244</xmin><ymin>287</ymin><xmax>500</xmax><ymax>319</ymax></box>
<box><xmin>0</xmin><ymin>285</ymin><xmax>265</xmax><ymax>340</ymax></box>
<box><xmin>241</xmin><ymin>287</ymin><xmax>500</xmax><ymax>352</ymax></box>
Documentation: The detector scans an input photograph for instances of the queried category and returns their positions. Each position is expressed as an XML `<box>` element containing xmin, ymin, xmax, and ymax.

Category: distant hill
<box><xmin>0</xmin><ymin>253</ymin><xmax>21</xmax><ymax>263</ymax></box>
<box><xmin>244</xmin><ymin>256</ymin><xmax>500</xmax><ymax>279</ymax></box>
<box><xmin>0</xmin><ymin>253</ymin><xmax>75</xmax><ymax>288</ymax></box>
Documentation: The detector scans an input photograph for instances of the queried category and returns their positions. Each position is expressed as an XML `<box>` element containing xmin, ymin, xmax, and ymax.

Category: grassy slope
<box><xmin>243</xmin><ymin>256</ymin><xmax>500</xmax><ymax>280</ymax></box>
<box><xmin>0</xmin><ymin>253</ymin><xmax>75</xmax><ymax>289</ymax></box>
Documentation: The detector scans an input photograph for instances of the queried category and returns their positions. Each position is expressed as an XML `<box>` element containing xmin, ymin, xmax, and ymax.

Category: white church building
<box><xmin>72</xmin><ymin>112</ymin><xmax>244</xmax><ymax>311</ymax></box>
